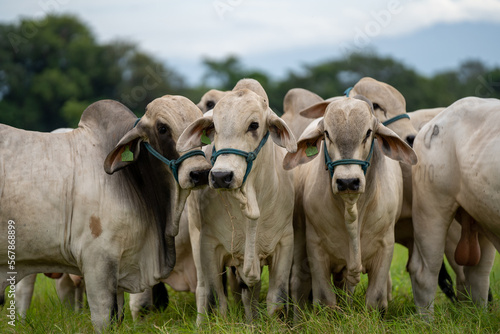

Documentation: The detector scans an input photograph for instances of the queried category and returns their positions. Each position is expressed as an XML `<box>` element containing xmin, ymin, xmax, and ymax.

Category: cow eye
<box><xmin>364</xmin><ymin>129</ymin><xmax>372</xmax><ymax>142</ymax></box>
<box><xmin>325</xmin><ymin>131</ymin><xmax>330</xmax><ymax>139</ymax></box>
<box><xmin>248</xmin><ymin>122</ymin><xmax>259</xmax><ymax>132</ymax></box>
<box><xmin>158</xmin><ymin>124</ymin><xmax>168</xmax><ymax>135</ymax></box>
<box><xmin>373</xmin><ymin>103</ymin><xmax>380</xmax><ymax>110</ymax></box>
<box><xmin>206</xmin><ymin>100</ymin><xmax>215</xmax><ymax>110</ymax></box>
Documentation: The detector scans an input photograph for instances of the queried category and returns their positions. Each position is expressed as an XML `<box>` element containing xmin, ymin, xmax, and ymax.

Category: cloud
<box><xmin>2</xmin><ymin>0</ymin><xmax>500</xmax><ymax>64</ymax></box>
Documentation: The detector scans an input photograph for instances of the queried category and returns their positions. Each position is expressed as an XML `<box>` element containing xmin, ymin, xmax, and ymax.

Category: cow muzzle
<box><xmin>336</xmin><ymin>178</ymin><xmax>361</xmax><ymax>192</ymax></box>
<box><xmin>332</xmin><ymin>165</ymin><xmax>366</xmax><ymax>195</ymax></box>
<box><xmin>211</xmin><ymin>170</ymin><xmax>234</xmax><ymax>189</ymax></box>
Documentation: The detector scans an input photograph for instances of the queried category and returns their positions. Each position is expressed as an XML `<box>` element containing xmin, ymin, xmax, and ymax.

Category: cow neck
<box><xmin>229</xmin><ymin>132</ymin><xmax>275</xmax><ymax>221</ymax></box>
<box><xmin>125</xmin><ymin>152</ymin><xmax>181</xmax><ymax>279</ymax></box>
<box><xmin>121</xmin><ymin>119</ymin><xmax>189</xmax><ymax>279</ymax></box>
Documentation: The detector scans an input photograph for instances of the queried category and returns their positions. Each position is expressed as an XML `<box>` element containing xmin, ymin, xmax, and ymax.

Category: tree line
<box><xmin>1</xmin><ymin>14</ymin><xmax>499</xmax><ymax>131</ymax></box>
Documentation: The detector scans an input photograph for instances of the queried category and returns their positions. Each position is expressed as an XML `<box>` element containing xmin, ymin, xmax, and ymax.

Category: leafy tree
<box><xmin>0</xmin><ymin>14</ymin><xmax>184</xmax><ymax>131</ymax></box>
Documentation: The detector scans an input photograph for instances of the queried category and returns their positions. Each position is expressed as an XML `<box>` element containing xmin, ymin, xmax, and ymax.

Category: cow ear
<box><xmin>299</xmin><ymin>100</ymin><xmax>330</xmax><ymax>119</ymax></box>
<box><xmin>267</xmin><ymin>110</ymin><xmax>297</xmax><ymax>153</ymax></box>
<box><xmin>283</xmin><ymin>119</ymin><xmax>324</xmax><ymax>170</ymax></box>
<box><xmin>177</xmin><ymin>115</ymin><xmax>214</xmax><ymax>152</ymax></box>
<box><xmin>375</xmin><ymin>122</ymin><xmax>418</xmax><ymax>165</ymax></box>
<box><xmin>104</xmin><ymin>126</ymin><xmax>144</xmax><ymax>174</ymax></box>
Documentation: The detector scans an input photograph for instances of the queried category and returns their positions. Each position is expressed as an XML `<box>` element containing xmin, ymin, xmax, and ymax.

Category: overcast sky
<box><xmin>2</xmin><ymin>0</ymin><xmax>500</xmax><ymax>83</ymax></box>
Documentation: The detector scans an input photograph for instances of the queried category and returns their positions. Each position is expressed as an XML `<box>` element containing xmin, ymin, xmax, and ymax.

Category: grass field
<box><xmin>2</xmin><ymin>245</ymin><xmax>500</xmax><ymax>333</ymax></box>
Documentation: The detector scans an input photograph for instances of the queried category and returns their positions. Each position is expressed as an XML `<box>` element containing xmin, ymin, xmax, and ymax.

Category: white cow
<box><xmin>409</xmin><ymin>97</ymin><xmax>499</xmax><ymax>318</ymax></box>
<box><xmin>0</xmin><ymin>96</ymin><xmax>211</xmax><ymax>331</ymax></box>
<box><xmin>177</xmin><ymin>78</ymin><xmax>297</xmax><ymax>324</ymax></box>
<box><xmin>287</xmin><ymin>81</ymin><xmax>418</xmax><ymax>312</ymax></box>
<box><xmin>196</xmin><ymin>89</ymin><xmax>228</xmax><ymax>113</ymax></box>
<box><xmin>284</xmin><ymin>96</ymin><xmax>417</xmax><ymax>313</ymax></box>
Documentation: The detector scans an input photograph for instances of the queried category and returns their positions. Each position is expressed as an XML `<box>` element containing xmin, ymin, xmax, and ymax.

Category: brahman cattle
<box><xmin>196</xmin><ymin>89</ymin><xmax>228</xmax><ymax>113</ymax></box>
<box><xmin>177</xmin><ymin>79</ymin><xmax>297</xmax><ymax>324</ymax></box>
<box><xmin>409</xmin><ymin>97</ymin><xmax>499</xmax><ymax>318</ymax></box>
<box><xmin>286</xmin><ymin>79</ymin><xmax>419</xmax><ymax>312</ymax></box>
<box><xmin>0</xmin><ymin>96</ymin><xmax>211</xmax><ymax>332</ymax></box>
<box><xmin>283</xmin><ymin>96</ymin><xmax>417</xmax><ymax>314</ymax></box>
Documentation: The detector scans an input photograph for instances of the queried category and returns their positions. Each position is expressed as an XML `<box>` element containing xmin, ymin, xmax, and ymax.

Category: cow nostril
<box><xmin>211</xmin><ymin>171</ymin><xmax>234</xmax><ymax>189</ymax></box>
<box><xmin>406</xmin><ymin>135</ymin><xmax>416</xmax><ymax>148</ymax></box>
<box><xmin>336</xmin><ymin>178</ymin><xmax>360</xmax><ymax>192</ymax></box>
<box><xmin>190</xmin><ymin>169</ymin><xmax>210</xmax><ymax>186</ymax></box>
<box><xmin>223</xmin><ymin>173</ymin><xmax>233</xmax><ymax>185</ymax></box>
<box><xmin>190</xmin><ymin>171</ymin><xmax>199</xmax><ymax>183</ymax></box>
<box><xmin>351</xmin><ymin>178</ymin><xmax>360</xmax><ymax>191</ymax></box>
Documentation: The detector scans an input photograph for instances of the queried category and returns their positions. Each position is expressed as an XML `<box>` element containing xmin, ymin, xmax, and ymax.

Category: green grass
<box><xmin>2</xmin><ymin>245</ymin><xmax>500</xmax><ymax>333</ymax></box>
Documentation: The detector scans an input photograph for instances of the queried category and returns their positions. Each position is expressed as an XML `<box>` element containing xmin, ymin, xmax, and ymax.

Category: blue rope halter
<box><xmin>344</xmin><ymin>87</ymin><xmax>353</xmax><ymax>97</ymax></box>
<box><xmin>210</xmin><ymin>131</ymin><xmax>270</xmax><ymax>185</ymax></box>
<box><xmin>323</xmin><ymin>139</ymin><xmax>375</xmax><ymax>178</ymax></box>
<box><xmin>134</xmin><ymin>118</ymin><xmax>206</xmax><ymax>184</ymax></box>
<box><xmin>382</xmin><ymin>113</ymin><xmax>410</xmax><ymax>126</ymax></box>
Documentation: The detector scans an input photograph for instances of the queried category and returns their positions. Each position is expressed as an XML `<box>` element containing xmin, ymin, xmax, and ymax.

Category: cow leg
<box><xmin>56</xmin><ymin>274</ymin><xmax>77</xmax><ymax>311</ymax></box>
<box><xmin>117</xmin><ymin>291</ymin><xmax>125</xmax><ymax>323</ymax></box>
<box><xmin>290</xmin><ymin>213</ymin><xmax>311</xmax><ymax>316</ymax></box>
<box><xmin>129</xmin><ymin>289</ymin><xmax>153</xmax><ymax>321</ymax></box>
<box><xmin>307</xmin><ymin>227</ymin><xmax>335</xmax><ymax>306</ymax></box>
<box><xmin>83</xmin><ymin>261</ymin><xmax>120</xmax><ymax>332</ymax></box>
<box><xmin>443</xmin><ymin>219</ymin><xmax>464</xmax><ymax>300</ymax></box>
<box><xmin>462</xmin><ymin>232</ymin><xmax>496</xmax><ymax>305</ymax></box>
<box><xmin>408</xmin><ymin>192</ymin><xmax>456</xmax><ymax>319</ymax></box>
<box><xmin>73</xmin><ymin>276</ymin><xmax>86</xmax><ymax>312</ymax></box>
<box><xmin>365</xmin><ymin>239</ymin><xmax>394</xmax><ymax>313</ymax></box>
<box><xmin>15</xmin><ymin>273</ymin><xmax>37</xmax><ymax>317</ymax></box>
<box><xmin>387</xmin><ymin>272</ymin><xmax>393</xmax><ymax>302</ymax></box>
<box><xmin>241</xmin><ymin>280</ymin><xmax>261</xmax><ymax>321</ymax></box>
<box><xmin>267</xmin><ymin>235</ymin><xmax>293</xmax><ymax>318</ymax></box>
<box><xmin>195</xmin><ymin>240</ymin><xmax>227</xmax><ymax>326</ymax></box>
<box><xmin>227</xmin><ymin>267</ymin><xmax>242</xmax><ymax>304</ymax></box>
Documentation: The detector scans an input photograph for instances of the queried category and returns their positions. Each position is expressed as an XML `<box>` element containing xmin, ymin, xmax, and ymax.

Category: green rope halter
<box><xmin>323</xmin><ymin>139</ymin><xmax>375</xmax><ymax>178</ymax></box>
<box><xmin>210</xmin><ymin>131</ymin><xmax>270</xmax><ymax>185</ymax></box>
<box><xmin>134</xmin><ymin>118</ymin><xmax>206</xmax><ymax>184</ymax></box>
<box><xmin>382</xmin><ymin>113</ymin><xmax>410</xmax><ymax>126</ymax></box>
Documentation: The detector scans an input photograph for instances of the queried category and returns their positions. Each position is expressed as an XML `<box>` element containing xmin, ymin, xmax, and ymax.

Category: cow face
<box><xmin>323</xmin><ymin>99</ymin><xmax>376</xmax><ymax>196</ymax></box>
<box><xmin>104</xmin><ymin>95</ymin><xmax>212</xmax><ymax>189</ymax></box>
<box><xmin>351</xmin><ymin>77</ymin><xmax>418</xmax><ymax>147</ymax></box>
<box><xmin>283</xmin><ymin>97</ymin><xmax>417</xmax><ymax>197</ymax></box>
<box><xmin>196</xmin><ymin>89</ymin><xmax>227</xmax><ymax>113</ymax></box>
<box><xmin>177</xmin><ymin>88</ymin><xmax>296</xmax><ymax>190</ymax></box>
